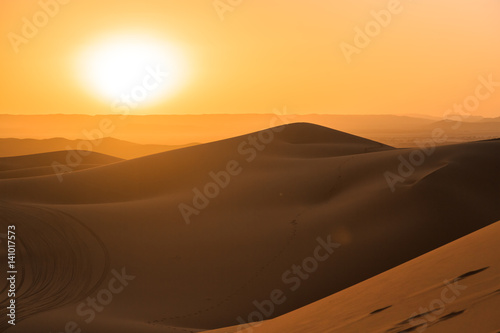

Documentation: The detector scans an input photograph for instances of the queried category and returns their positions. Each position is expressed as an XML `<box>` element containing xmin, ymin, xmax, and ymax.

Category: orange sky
<box><xmin>1</xmin><ymin>0</ymin><xmax>500</xmax><ymax>117</ymax></box>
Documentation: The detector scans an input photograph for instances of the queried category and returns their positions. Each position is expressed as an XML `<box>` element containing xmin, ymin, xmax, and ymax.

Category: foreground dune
<box><xmin>208</xmin><ymin>221</ymin><xmax>500</xmax><ymax>333</ymax></box>
<box><xmin>1</xmin><ymin>123</ymin><xmax>500</xmax><ymax>332</ymax></box>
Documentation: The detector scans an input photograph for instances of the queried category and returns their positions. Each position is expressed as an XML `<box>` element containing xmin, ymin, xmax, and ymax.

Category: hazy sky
<box><xmin>1</xmin><ymin>0</ymin><xmax>500</xmax><ymax>117</ymax></box>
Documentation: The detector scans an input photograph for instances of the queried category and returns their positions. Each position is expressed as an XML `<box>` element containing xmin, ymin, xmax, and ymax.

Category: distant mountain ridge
<box><xmin>1</xmin><ymin>114</ymin><xmax>498</xmax><ymax>148</ymax></box>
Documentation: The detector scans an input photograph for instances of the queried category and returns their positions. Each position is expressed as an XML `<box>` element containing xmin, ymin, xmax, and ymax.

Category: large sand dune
<box><xmin>1</xmin><ymin>123</ymin><xmax>499</xmax><ymax>332</ymax></box>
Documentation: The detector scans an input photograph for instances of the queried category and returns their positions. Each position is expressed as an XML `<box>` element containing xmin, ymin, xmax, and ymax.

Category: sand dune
<box><xmin>1</xmin><ymin>123</ymin><xmax>500</xmax><ymax>332</ymax></box>
<box><xmin>0</xmin><ymin>151</ymin><xmax>122</xmax><ymax>179</ymax></box>
<box><xmin>208</xmin><ymin>221</ymin><xmax>500</xmax><ymax>332</ymax></box>
<box><xmin>0</xmin><ymin>138</ymin><xmax>196</xmax><ymax>159</ymax></box>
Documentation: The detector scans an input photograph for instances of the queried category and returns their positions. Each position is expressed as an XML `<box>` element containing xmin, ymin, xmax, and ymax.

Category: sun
<box><xmin>77</xmin><ymin>34</ymin><xmax>187</xmax><ymax>109</ymax></box>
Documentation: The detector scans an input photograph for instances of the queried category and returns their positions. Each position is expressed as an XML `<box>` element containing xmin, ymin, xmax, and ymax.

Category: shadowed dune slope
<box><xmin>0</xmin><ymin>151</ymin><xmax>123</xmax><ymax>179</ymax></box>
<box><xmin>1</xmin><ymin>123</ymin><xmax>500</xmax><ymax>332</ymax></box>
<box><xmin>0</xmin><ymin>138</ymin><xmax>197</xmax><ymax>159</ymax></box>
<box><xmin>208</xmin><ymin>221</ymin><xmax>500</xmax><ymax>333</ymax></box>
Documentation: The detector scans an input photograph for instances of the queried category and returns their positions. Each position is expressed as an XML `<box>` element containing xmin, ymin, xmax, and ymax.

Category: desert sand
<box><xmin>208</xmin><ymin>221</ymin><xmax>500</xmax><ymax>333</ymax></box>
<box><xmin>1</xmin><ymin>123</ymin><xmax>500</xmax><ymax>332</ymax></box>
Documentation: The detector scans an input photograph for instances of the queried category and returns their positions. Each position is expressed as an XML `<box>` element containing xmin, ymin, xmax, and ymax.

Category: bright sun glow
<box><xmin>77</xmin><ymin>34</ymin><xmax>187</xmax><ymax>109</ymax></box>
